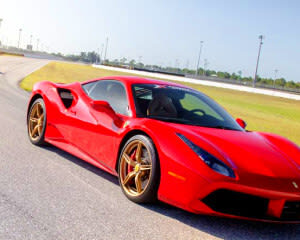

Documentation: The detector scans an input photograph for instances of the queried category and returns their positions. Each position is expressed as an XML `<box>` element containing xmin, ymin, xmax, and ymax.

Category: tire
<box><xmin>118</xmin><ymin>135</ymin><xmax>160</xmax><ymax>203</ymax></box>
<box><xmin>27</xmin><ymin>98</ymin><xmax>47</xmax><ymax>145</ymax></box>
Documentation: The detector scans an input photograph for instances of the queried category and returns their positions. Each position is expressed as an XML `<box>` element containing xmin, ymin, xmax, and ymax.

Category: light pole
<box><xmin>17</xmin><ymin>28</ymin><xmax>22</xmax><ymax>49</ymax></box>
<box><xmin>196</xmin><ymin>41</ymin><xmax>204</xmax><ymax>76</ymax></box>
<box><xmin>253</xmin><ymin>35</ymin><xmax>264</xmax><ymax>87</ymax></box>
<box><xmin>104</xmin><ymin>37</ymin><xmax>108</xmax><ymax>62</ymax></box>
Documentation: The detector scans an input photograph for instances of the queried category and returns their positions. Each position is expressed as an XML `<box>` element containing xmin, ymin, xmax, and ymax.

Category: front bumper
<box><xmin>158</xmin><ymin>166</ymin><xmax>300</xmax><ymax>223</ymax></box>
<box><xmin>189</xmin><ymin>181</ymin><xmax>300</xmax><ymax>223</ymax></box>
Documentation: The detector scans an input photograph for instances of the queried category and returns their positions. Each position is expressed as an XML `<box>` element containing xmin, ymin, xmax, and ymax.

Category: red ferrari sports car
<box><xmin>27</xmin><ymin>76</ymin><xmax>300</xmax><ymax>222</ymax></box>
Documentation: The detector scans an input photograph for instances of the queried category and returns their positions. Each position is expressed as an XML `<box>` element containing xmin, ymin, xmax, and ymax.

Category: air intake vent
<box><xmin>281</xmin><ymin>201</ymin><xmax>300</xmax><ymax>221</ymax></box>
<box><xmin>202</xmin><ymin>189</ymin><xmax>269</xmax><ymax>218</ymax></box>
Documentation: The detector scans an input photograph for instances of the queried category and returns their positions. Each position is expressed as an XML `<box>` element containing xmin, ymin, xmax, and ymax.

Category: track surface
<box><xmin>0</xmin><ymin>56</ymin><xmax>299</xmax><ymax>240</ymax></box>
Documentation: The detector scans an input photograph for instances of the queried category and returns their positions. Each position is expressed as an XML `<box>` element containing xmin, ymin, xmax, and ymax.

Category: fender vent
<box><xmin>58</xmin><ymin>88</ymin><xmax>74</xmax><ymax>108</ymax></box>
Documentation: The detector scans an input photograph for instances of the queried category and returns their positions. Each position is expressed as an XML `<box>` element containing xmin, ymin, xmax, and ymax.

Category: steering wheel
<box><xmin>190</xmin><ymin>109</ymin><xmax>206</xmax><ymax>116</ymax></box>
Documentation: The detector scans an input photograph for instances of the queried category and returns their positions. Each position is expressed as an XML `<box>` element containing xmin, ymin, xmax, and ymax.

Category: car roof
<box><xmin>82</xmin><ymin>75</ymin><xmax>188</xmax><ymax>88</ymax></box>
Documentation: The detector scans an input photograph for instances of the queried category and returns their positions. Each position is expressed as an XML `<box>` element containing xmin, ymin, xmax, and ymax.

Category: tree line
<box><xmin>52</xmin><ymin>52</ymin><xmax>300</xmax><ymax>90</ymax></box>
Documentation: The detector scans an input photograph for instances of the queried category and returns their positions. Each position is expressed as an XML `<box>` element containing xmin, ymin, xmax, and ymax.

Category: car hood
<box><xmin>170</xmin><ymin>123</ymin><xmax>300</xmax><ymax>180</ymax></box>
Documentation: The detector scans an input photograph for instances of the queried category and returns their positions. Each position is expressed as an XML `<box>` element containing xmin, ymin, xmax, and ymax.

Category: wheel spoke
<box><xmin>135</xmin><ymin>142</ymin><xmax>143</xmax><ymax>163</ymax></box>
<box><xmin>30</xmin><ymin>117</ymin><xmax>38</xmax><ymax>123</ymax></box>
<box><xmin>37</xmin><ymin>124</ymin><xmax>42</xmax><ymax>135</ymax></box>
<box><xmin>39</xmin><ymin>113</ymin><xmax>44</xmax><ymax>121</ymax></box>
<box><xmin>123</xmin><ymin>153</ymin><xmax>136</xmax><ymax>167</ymax></box>
<box><xmin>140</xmin><ymin>164</ymin><xmax>151</xmax><ymax>171</ymax></box>
<box><xmin>122</xmin><ymin>171</ymin><xmax>136</xmax><ymax>186</ymax></box>
<box><xmin>31</xmin><ymin>125</ymin><xmax>39</xmax><ymax>136</ymax></box>
<box><xmin>135</xmin><ymin>172</ymin><xmax>142</xmax><ymax>193</ymax></box>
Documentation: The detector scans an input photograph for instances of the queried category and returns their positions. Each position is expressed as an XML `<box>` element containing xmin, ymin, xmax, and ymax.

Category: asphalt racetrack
<box><xmin>0</xmin><ymin>56</ymin><xmax>299</xmax><ymax>240</ymax></box>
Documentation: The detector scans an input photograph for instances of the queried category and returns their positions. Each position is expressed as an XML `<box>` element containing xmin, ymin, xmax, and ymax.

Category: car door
<box><xmin>65</xmin><ymin>80</ymin><xmax>130</xmax><ymax>170</ymax></box>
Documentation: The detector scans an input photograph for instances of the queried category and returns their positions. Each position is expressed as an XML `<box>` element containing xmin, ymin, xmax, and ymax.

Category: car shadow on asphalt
<box><xmin>142</xmin><ymin>202</ymin><xmax>300</xmax><ymax>240</ymax></box>
<box><xmin>41</xmin><ymin>145</ymin><xmax>119</xmax><ymax>185</ymax></box>
<box><xmin>41</xmin><ymin>145</ymin><xmax>300</xmax><ymax>240</ymax></box>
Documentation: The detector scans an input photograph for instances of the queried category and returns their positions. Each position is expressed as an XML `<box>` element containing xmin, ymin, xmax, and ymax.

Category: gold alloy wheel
<box><xmin>120</xmin><ymin>140</ymin><xmax>152</xmax><ymax>197</ymax></box>
<box><xmin>28</xmin><ymin>102</ymin><xmax>44</xmax><ymax>141</ymax></box>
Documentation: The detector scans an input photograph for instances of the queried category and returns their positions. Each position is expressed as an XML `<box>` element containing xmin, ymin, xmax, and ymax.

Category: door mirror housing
<box><xmin>90</xmin><ymin>100</ymin><xmax>124</xmax><ymax>126</ymax></box>
<box><xmin>236</xmin><ymin>118</ymin><xmax>247</xmax><ymax>129</ymax></box>
<box><xmin>91</xmin><ymin>100</ymin><xmax>115</xmax><ymax>114</ymax></box>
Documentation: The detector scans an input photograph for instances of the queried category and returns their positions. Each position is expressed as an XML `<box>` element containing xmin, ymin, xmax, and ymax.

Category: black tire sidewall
<box><xmin>118</xmin><ymin>134</ymin><xmax>160</xmax><ymax>203</ymax></box>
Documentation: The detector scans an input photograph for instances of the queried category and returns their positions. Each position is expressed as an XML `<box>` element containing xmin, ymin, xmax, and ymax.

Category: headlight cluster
<box><xmin>177</xmin><ymin>133</ymin><xmax>235</xmax><ymax>178</ymax></box>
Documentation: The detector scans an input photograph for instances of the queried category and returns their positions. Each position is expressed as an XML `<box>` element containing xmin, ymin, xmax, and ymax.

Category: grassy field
<box><xmin>20</xmin><ymin>61</ymin><xmax>300</xmax><ymax>145</ymax></box>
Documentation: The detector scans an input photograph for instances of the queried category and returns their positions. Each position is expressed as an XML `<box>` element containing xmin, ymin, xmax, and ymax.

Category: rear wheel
<box><xmin>27</xmin><ymin>98</ymin><xmax>46</xmax><ymax>145</ymax></box>
<box><xmin>118</xmin><ymin>135</ymin><xmax>160</xmax><ymax>203</ymax></box>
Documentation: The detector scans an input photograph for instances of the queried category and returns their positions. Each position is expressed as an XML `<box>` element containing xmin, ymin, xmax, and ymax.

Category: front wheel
<box><xmin>118</xmin><ymin>135</ymin><xmax>160</xmax><ymax>203</ymax></box>
<box><xmin>27</xmin><ymin>98</ymin><xmax>47</xmax><ymax>145</ymax></box>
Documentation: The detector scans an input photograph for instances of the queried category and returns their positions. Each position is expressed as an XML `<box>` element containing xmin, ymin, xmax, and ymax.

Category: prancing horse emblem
<box><xmin>292</xmin><ymin>181</ymin><xmax>299</xmax><ymax>189</ymax></box>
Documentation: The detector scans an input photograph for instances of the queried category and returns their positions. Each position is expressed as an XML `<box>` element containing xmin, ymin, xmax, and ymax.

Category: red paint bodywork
<box><xmin>27</xmin><ymin>76</ymin><xmax>300</xmax><ymax>223</ymax></box>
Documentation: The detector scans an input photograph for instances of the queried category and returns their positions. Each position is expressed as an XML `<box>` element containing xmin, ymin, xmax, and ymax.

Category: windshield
<box><xmin>132</xmin><ymin>84</ymin><xmax>243</xmax><ymax>131</ymax></box>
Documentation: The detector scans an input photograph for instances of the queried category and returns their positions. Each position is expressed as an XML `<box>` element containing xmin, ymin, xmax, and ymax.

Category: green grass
<box><xmin>20</xmin><ymin>61</ymin><xmax>300</xmax><ymax>145</ymax></box>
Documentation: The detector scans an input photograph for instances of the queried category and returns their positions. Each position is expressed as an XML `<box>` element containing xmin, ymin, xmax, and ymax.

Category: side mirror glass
<box><xmin>236</xmin><ymin>118</ymin><xmax>247</xmax><ymax>129</ymax></box>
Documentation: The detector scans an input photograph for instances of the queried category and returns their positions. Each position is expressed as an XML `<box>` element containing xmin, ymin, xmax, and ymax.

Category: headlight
<box><xmin>177</xmin><ymin>133</ymin><xmax>235</xmax><ymax>178</ymax></box>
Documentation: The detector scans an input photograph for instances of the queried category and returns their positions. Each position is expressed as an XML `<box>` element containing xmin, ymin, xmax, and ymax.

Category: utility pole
<box><xmin>18</xmin><ymin>28</ymin><xmax>22</xmax><ymax>49</ymax></box>
<box><xmin>253</xmin><ymin>35</ymin><xmax>264</xmax><ymax>87</ymax></box>
<box><xmin>104</xmin><ymin>37</ymin><xmax>108</xmax><ymax>63</ymax></box>
<box><xmin>196</xmin><ymin>41</ymin><xmax>204</xmax><ymax>76</ymax></box>
<box><xmin>30</xmin><ymin>35</ymin><xmax>32</xmax><ymax>45</ymax></box>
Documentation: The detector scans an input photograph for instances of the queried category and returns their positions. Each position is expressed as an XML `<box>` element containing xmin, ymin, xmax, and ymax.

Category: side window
<box><xmin>88</xmin><ymin>80</ymin><xmax>129</xmax><ymax>116</ymax></box>
<box><xmin>82</xmin><ymin>82</ymin><xmax>97</xmax><ymax>94</ymax></box>
<box><xmin>133</xmin><ymin>86</ymin><xmax>153</xmax><ymax>116</ymax></box>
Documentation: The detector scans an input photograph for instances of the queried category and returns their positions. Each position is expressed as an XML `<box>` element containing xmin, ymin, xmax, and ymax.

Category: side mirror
<box><xmin>236</xmin><ymin>118</ymin><xmax>247</xmax><ymax>129</ymax></box>
<box><xmin>90</xmin><ymin>100</ymin><xmax>123</xmax><ymax>127</ymax></box>
<box><xmin>91</xmin><ymin>100</ymin><xmax>115</xmax><ymax>113</ymax></box>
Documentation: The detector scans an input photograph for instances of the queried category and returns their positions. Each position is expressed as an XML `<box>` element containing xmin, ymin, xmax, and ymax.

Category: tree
<box><xmin>285</xmin><ymin>81</ymin><xmax>297</xmax><ymax>89</ymax></box>
<box><xmin>217</xmin><ymin>71</ymin><xmax>225</xmax><ymax>78</ymax></box>
<box><xmin>224</xmin><ymin>72</ymin><xmax>231</xmax><ymax>79</ymax></box>
<box><xmin>87</xmin><ymin>51</ymin><xmax>98</xmax><ymax>63</ymax></box>
<box><xmin>113</xmin><ymin>59</ymin><xmax>119</xmax><ymax>65</ymax></box>
<box><xmin>275</xmin><ymin>78</ymin><xmax>286</xmax><ymax>87</ymax></box>
<box><xmin>231</xmin><ymin>73</ymin><xmax>238</xmax><ymax>80</ymax></box>
<box><xmin>129</xmin><ymin>59</ymin><xmax>136</xmax><ymax>67</ymax></box>
<box><xmin>120</xmin><ymin>57</ymin><xmax>127</xmax><ymax>64</ymax></box>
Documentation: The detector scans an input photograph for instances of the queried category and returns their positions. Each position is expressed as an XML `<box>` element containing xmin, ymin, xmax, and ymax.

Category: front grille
<box><xmin>281</xmin><ymin>201</ymin><xmax>300</xmax><ymax>221</ymax></box>
<box><xmin>202</xmin><ymin>189</ymin><xmax>269</xmax><ymax>219</ymax></box>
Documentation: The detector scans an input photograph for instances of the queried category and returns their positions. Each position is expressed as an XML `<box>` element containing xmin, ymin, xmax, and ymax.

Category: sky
<box><xmin>0</xmin><ymin>0</ymin><xmax>300</xmax><ymax>81</ymax></box>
